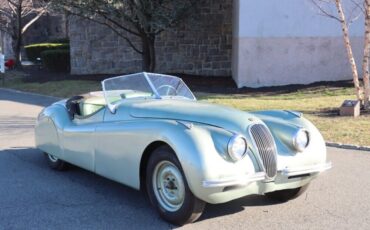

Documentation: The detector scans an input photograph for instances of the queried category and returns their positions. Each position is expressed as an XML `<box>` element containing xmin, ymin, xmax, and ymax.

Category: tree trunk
<box><xmin>141</xmin><ymin>34</ymin><xmax>156</xmax><ymax>72</ymax></box>
<box><xmin>335</xmin><ymin>0</ymin><xmax>362</xmax><ymax>101</ymax></box>
<box><xmin>14</xmin><ymin>4</ymin><xmax>22</xmax><ymax>68</ymax></box>
<box><xmin>364</xmin><ymin>0</ymin><xmax>370</xmax><ymax>109</ymax></box>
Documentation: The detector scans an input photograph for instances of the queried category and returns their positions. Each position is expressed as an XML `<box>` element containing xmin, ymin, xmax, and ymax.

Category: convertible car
<box><xmin>35</xmin><ymin>72</ymin><xmax>331</xmax><ymax>225</ymax></box>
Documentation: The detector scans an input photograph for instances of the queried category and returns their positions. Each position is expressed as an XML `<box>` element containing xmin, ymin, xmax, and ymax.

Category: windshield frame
<box><xmin>101</xmin><ymin>72</ymin><xmax>196</xmax><ymax>113</ymax></box>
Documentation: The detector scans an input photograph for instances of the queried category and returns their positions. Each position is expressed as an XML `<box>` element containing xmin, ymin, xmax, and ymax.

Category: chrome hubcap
<box><xmin>152</xmin><ymin>161</ymin><xmax>185</xmax><ymax>212</ymax></box>
<box><xmin>48</xmin><ymin>154</ymin><xmax>59</xmax><ymax>163</ymax></box>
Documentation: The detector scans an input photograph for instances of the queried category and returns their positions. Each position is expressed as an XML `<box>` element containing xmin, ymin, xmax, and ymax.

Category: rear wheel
<box><xmin>45</xmin><ymin>153</ymin><xmax>67</xmax><ymax>171</ymax></box>
<box><xmin>146</xmin><ymin>146</ymin><xmax>205</xmax><ymax>226</ymax></box>
<box><xmin>265</xmin><ymin>184</ymin><xmax>309</xmax><ymax>202</ymax></box>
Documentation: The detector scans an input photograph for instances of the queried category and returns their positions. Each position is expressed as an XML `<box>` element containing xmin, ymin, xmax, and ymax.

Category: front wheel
<box><xmin>146</xmin><ymin>146</ymin><xmax>205</xmax><ymax>226</ymax></box>
<box><xmin>44</xmin><ymin>153</ymin><xmax>67</xmax><ymax>171</ymax></box>
<box><xmin>265</xmin><ymin>184</ymin><xmax>310</xmax><ymax>202</ymax></box>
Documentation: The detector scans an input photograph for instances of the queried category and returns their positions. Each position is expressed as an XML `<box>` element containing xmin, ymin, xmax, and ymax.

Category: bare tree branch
<box><xmin>350</xmin><ymin>0</ymin><xmax>366</xmax><ymax>14</ymax></box>
<box><xmin>21</xmin><ymin>7</ymin><xmax>47</xmax><ymax>34</ymax></box>
<box><xmin>310</xmin><ymin>0</ymin><xmax>342</xmax><ymax>22</ymax></box>
<box><xmin>67</xmin><ymin>12</ymin><xmax>143</xmax><ymax>54</ymax></box>
<box><xmin>50</xmin><ymin>0</ymin><xmax>198</xmax><ymax>71</ymax></box>
<box><xmin>311</xmin><ymin>0</ymin><xmax>370</xmax><ymax>104</ymax></box>
<box><xmin>0</xmin><ymin>0</ymin><xmax>51</xmax><ymax>66</ymax></box>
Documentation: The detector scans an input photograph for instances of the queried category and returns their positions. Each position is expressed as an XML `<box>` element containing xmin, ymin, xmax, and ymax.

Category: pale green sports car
<box><xmin>35</xmin><ymin>72</ymin><xmax>331</xmax><ymax>225</ymax></box>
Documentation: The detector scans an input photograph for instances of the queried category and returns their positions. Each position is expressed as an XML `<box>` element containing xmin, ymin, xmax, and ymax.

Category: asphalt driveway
<box><xmin>0</xmin><ymin>88</ymin><xmax>369</xmax><ymax>230</ymax></box>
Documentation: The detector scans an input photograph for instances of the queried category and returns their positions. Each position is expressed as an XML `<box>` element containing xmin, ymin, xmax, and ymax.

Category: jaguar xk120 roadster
<box><xmin>35</xmin><ymin>72</ymin><xmax>331</xmax><ymax>225</ymax></box>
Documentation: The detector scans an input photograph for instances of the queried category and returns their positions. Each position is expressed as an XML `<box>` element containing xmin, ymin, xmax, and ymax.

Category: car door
<box><xmin>62</xmin><ymin>109</ymin><xmax>105</xmax><ymax>172</ymax></box>
<box><xmin>93</xmin><ymin>107</ymin><xmax>145</xmax><ymax>189</ymax></box>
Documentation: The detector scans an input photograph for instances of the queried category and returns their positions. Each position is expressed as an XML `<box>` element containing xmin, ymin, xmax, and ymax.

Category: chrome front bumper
<box><xmin>202</xmin><ymin>162</ymin><xmax>332</xmax><ymax>188</ymax></box>
<box><xmin>280</xmin><ymin>162</ymin><xmax>332</xmax><ymax>177</ymax></box>
<box><xmin>202</xmin><ymin>172</ymin><xmax>266</xmax><ymax>188</ymax></box>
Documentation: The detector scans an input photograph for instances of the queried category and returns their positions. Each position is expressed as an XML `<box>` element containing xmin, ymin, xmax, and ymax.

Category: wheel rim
<box><xmin>152</xmin><ymin>161</ymin><xmax>185</xmax><ymax>212</ymax></box>
<box><xmin>48</xmin><ymin>154</ymin><xmax>59</xmax><ymax>163</ymax></box>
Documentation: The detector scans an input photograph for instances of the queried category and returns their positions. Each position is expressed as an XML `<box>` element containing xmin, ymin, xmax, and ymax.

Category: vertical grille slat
<box><xmin>250</xmin><ymin>124</ymin><xmax>277</xmax><ymax>179</ymax></box>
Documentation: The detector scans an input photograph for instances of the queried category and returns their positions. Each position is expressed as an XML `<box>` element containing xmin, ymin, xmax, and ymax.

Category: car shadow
<box><xmin>198</xmin><ymin>195</ymin><xmax>279</xmax><ymax>222</ymax></box>
<box><xmin>0</xmin><ymin>147</ymin><xmax>279</xmax><ymax>228</ymax></box>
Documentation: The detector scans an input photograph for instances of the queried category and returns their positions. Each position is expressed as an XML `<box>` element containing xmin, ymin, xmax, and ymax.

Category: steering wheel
<box><xmin>157</xmin><ymin>84</ymin><xmax>178</xmax><ymax>96</ymax></box>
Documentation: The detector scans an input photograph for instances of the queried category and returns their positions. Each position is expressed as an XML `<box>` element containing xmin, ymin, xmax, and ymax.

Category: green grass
<box><xmin>2</xmin><ymin>71</ymin><xmax>369</xmax><ymax>146</ymax></box>
<box><xmin>200</xmin><ymin>90</ymin><xmax>370</xmax><ymax>147</ymax></box>
<box><xmin>1</xmin><ymin>71</ymin><xmax>100</xmax><ymax>98</ymax></box>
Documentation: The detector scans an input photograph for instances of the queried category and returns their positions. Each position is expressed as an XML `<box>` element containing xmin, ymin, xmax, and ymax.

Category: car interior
<box><xmin>65</xmin><ymin>90</ymin><xmax>154</xmax><ymax>119</ymax></box>
<box><xmin>66</xmin><ymin>92</ymin><xmax>106</xmax><ymax>119</ymax></box>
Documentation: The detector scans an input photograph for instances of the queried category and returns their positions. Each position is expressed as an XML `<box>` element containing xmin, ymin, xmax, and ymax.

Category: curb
<box><xmin>326</xmin><ymin>142</ymin><xmax>370</xmax><ymax>152</ymax></box>
<box><xmin>0</xmin><ymin>87</ymin><xmax>61</xmax><ymax>100</ymax></box>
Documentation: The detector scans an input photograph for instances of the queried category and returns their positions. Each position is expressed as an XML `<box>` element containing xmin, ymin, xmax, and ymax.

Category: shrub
<box><xmin>24</xmin><ymin>43</ymin><xmax>70</xmax><ymax>61</ymax></box>
<box><xmin>41</xmin><ymin>49</ymin><xmax>70</xmax><ymax>72</ymax></box>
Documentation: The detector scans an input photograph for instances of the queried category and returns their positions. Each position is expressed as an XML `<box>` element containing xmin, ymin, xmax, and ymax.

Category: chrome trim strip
<box><xmin>176</xmin><ymin>121</ymin><xmax>193</xmax><ymax>129</ymax></box>
<box><xmin>284</xmin><ymin>110</ymin><xmax>303</xmax><ymax>118</ymax></box>
<box><xmin>202</xmin><ymin>172</ymin><xmax>266</xmax><ymax>188</ymax></box>
<box><xmin>143</xmin><ymin>72</ymin><xmax>161</xmax><ymax>99</ymax></box>
<box><xmin>281</xmin><ymin>162</ymin><xmax>332</xmax><ymax>176</ymax></box>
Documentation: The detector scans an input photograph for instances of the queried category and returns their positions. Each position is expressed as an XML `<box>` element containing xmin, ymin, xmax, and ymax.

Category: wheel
<box><xmin>44</xmin><ymin>152</ymin><xmax>67</xmax><ymax>171</ymax></box>
<box><xmin>265</xmin><ymin>184</ymin><xmax>310</xmax><ymax>202</ymax></box>
<box><xmin>146</xmin><ymin>146</ymin><xmax>205</xmax><ymax>226</ymax></box>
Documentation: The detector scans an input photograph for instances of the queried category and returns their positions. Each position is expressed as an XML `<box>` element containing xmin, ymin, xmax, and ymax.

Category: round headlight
<box><xmin>228</xmin><ymin>135</ymin><xmax>248</xmax><ymax>161</ymax></box>
<box><xmin>293</xmin><ymin>129</ymin><xmax>309</xmax><ymax>152</ymax></box>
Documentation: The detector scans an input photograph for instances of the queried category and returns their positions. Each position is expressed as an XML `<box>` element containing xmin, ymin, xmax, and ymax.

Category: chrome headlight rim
<box><xmin>293</xmin><ymin>128</ymin><xmax>310</xmax><ymax>152</ymax></box>
<box><xmin>227</xmin><ymin>134</ymin><xmax>248</xmax><ymax>162</ymax></box>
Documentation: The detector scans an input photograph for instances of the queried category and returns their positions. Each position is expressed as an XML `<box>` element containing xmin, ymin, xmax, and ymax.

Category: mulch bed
<box><xmin>20</xmin><ymin>65</ymin><xmax>354</xmax><ymax>94</ymax></box>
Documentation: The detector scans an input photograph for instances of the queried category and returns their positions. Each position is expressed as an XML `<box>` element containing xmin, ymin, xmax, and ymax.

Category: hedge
<box><xmin>24</xmin><ymin>43</ymin><xmax>70</xmax><ymax>61</ymax></box>
<box><xmin>48</xmin><ymin>38</ymin><xmax>70</xmax><ymax>44</ymax></box>
<box><xmin>41</xmin><ymin>49</ymin><xmax>70</xmax><ymax>72</ymax></box>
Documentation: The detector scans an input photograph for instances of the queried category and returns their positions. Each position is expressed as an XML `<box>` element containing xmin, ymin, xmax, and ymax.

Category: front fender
<box><xmin>158</xmin><ymin>122</ymin><xmax>258</xmax><ymax>203</ymax></box>
<box><xmin>251</xmin><ymin>110</ymin><xmax>327</xmax><ymax>170</ymax></box>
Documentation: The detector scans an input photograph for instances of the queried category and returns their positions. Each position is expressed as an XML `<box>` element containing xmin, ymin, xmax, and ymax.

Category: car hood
<box><xmin>128</xmin><ymin>99</ymin><xmax>260</xmax><ymax>133</ymax></box>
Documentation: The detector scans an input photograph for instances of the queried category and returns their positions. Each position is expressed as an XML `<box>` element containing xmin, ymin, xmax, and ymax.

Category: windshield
<box><xmin>102</xmin><ymin>72</ymin><xmax>196</xmax><ymax>112</ymax></box>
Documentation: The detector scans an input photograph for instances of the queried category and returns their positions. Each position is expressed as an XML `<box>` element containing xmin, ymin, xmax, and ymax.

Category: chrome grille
<box><xmin>249</xmin><ymin>124</ymin><xmax>277</xmax><ymax>179</ymax></box>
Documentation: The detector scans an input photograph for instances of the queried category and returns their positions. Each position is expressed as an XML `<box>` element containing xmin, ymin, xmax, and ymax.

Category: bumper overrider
<box><xmin>202</xmin><ymin>161</ymin><xmax>332</xmax><ymax>188</ymax></box>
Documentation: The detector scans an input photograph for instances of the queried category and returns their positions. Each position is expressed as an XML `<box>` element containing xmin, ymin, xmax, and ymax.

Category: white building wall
<box><xmin>233</xmin><ymin>0</ymin><xmax>364</xmax><ymax>87</ymax></box>
<box><xmin>0</xmin><ymin>31</ymin><xmax>13</xmax><ymax>59</ymax></box>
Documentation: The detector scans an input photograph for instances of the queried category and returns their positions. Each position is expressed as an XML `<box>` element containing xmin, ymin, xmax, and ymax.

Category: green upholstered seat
<box><xmin>79</xmin><ymin>97</ymin><xmax>106</xmax><ymax>117</ymax></box>
<box><xmin>78</xmin><ymin>91</ymin><xmax>152</xmax><ymax>117</ymax></box>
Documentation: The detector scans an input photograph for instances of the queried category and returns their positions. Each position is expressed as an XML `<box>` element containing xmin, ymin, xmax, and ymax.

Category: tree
<box><xmin>310</xmin><ymin>0</ymin><xmax>370</xmax><ymax>108</ymax></box>
<box><xmin>51</xmin><ymin>0</ymin><xmax>197</xmax><ymax>72</ymax></box>
<box><xmin>363</xmin><ymin>0</ymin><xmax>370</xmax><ymax>108</ymax></box>
<box><xmin>0</xmin><ymin>0</ymin><xmax>50</xmax><ymax>67</ymax></box>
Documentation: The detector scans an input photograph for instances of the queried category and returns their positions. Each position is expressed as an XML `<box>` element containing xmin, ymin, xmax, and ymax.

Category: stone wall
<box><xmin>69</xmin><ymin>0</ymin><xmax>233</xmax><ymax>76</ymax></box>
<box><xmin>23</xmin><ymin>13</ymin><xmax>67</xmax><ymax>45</ymax></box>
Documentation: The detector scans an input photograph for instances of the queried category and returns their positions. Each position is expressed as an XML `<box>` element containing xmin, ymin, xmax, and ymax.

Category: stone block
<box><xmin>340</xmin><ymin>100</ymin><xmax>360</xmax><ymax>117</ymax></box>
<box><xmin>214</xmin><ymin>69</ymin><xmax>230</xmax><ymax>76</ymax></box>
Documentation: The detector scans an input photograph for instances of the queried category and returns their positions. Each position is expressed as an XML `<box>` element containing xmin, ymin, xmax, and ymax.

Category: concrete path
<box><xmin>0</xmin><ymin>88</ymin><xmax>369</xmax><ymax>230</ymax></box>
